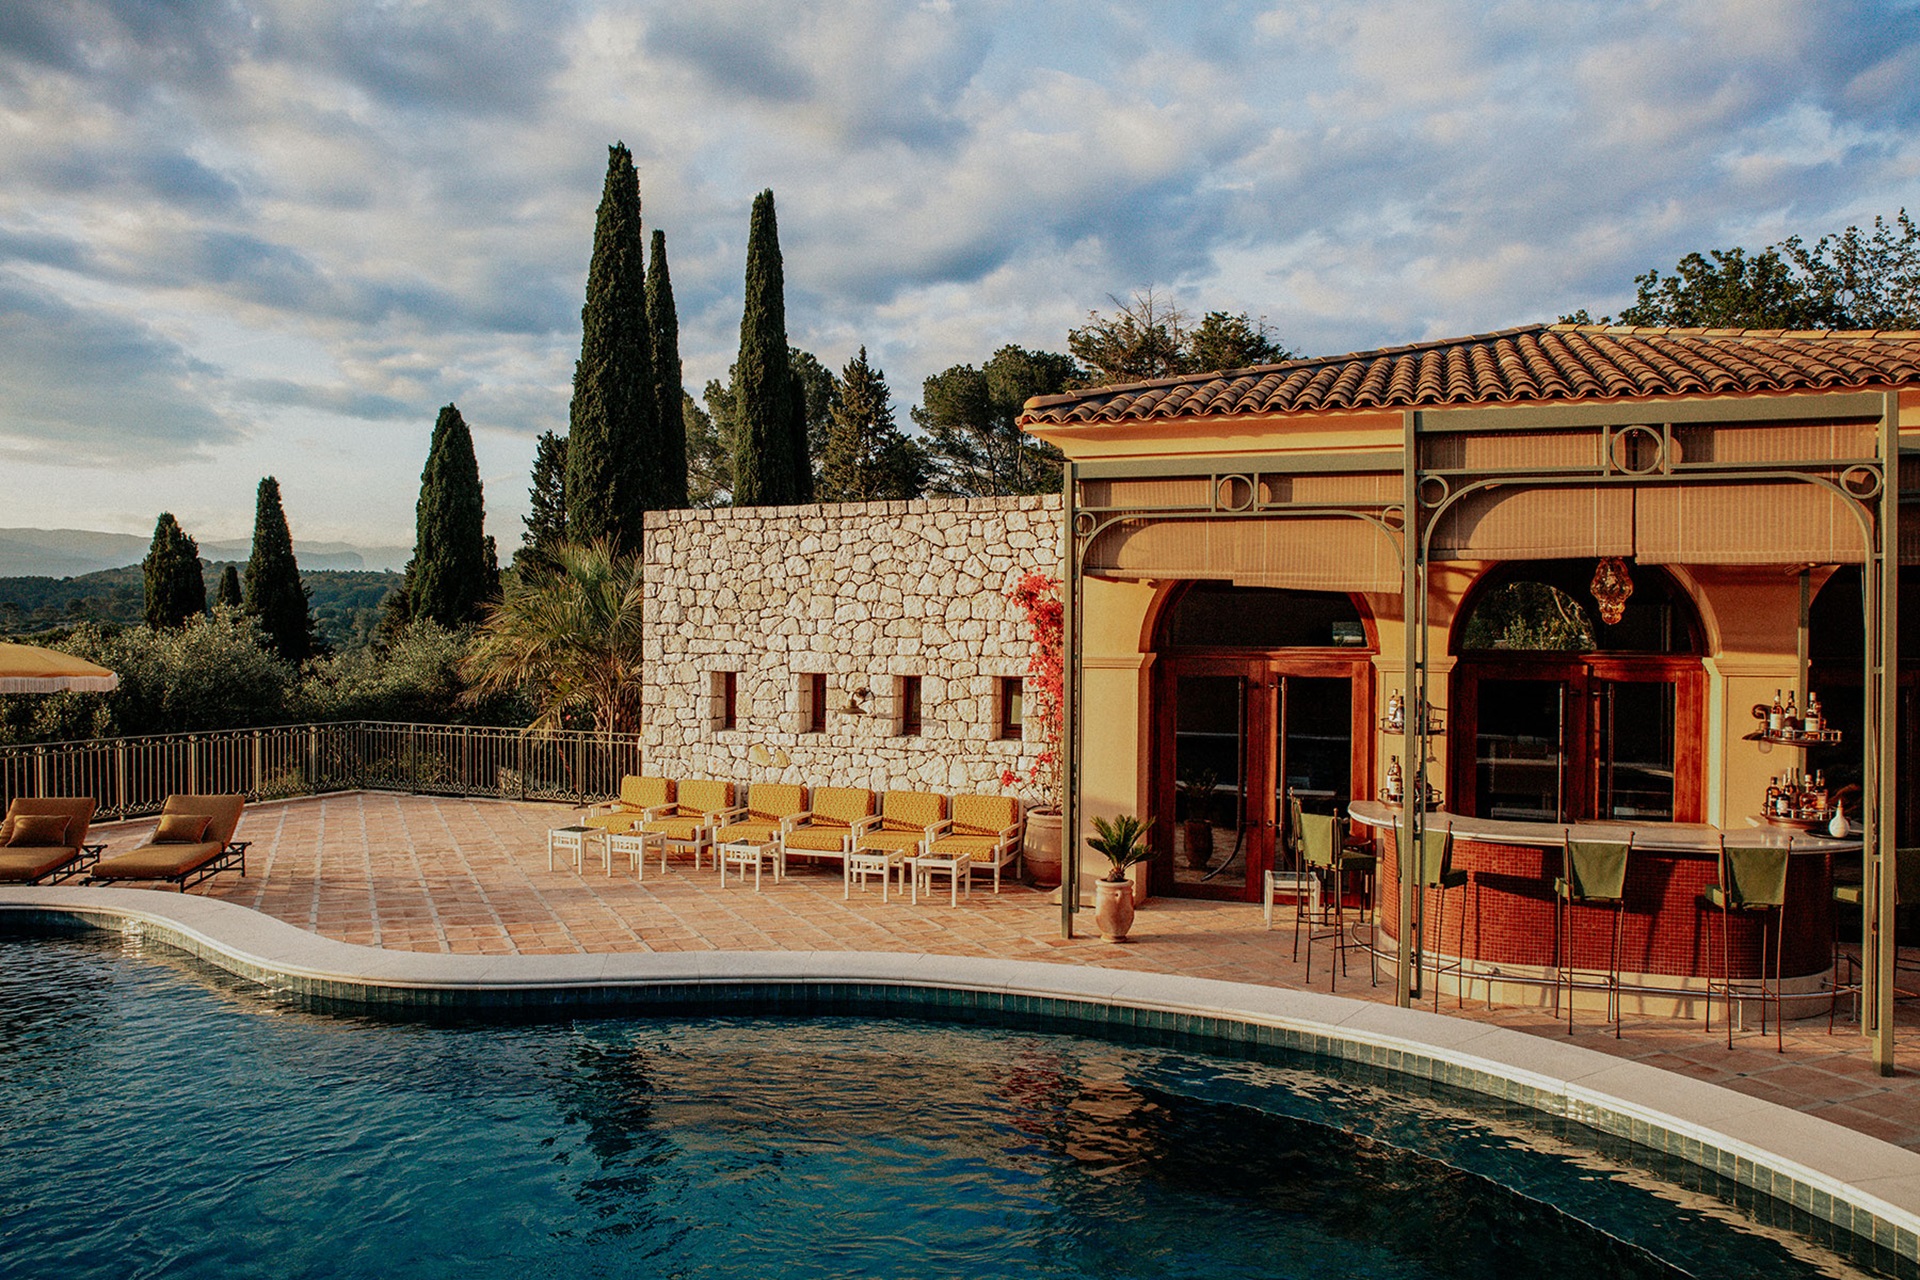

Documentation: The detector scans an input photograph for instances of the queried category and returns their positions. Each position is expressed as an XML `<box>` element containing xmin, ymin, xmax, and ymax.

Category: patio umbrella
<box><xmin>0</xmin><ymin>642</ymin><xmax>119</xmax><ymax>694</ymax></box>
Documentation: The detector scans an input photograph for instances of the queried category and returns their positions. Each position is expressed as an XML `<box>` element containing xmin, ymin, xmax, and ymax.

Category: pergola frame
<box><xmin>1059</xmin><ymin>389</ymin><xmax>1901</xmax><ymax>1073</ymax></box>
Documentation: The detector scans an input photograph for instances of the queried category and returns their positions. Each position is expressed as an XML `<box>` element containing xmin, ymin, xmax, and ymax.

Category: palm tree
<box><xmin>462</xmin><ymin>539</ymin><xmax>644</xmax><ymax>735</ymax></box>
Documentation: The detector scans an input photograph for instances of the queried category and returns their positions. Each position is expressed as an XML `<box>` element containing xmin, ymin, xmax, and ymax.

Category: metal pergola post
<box><xmin>1061</xmin><ymin>459</ymin><xmax>1080</xmax><ymax>938</ymax></box>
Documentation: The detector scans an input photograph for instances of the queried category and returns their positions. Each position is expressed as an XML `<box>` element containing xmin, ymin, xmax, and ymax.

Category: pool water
<box><xmin>0</xmin><ymin>933</ymin><xmax>1895</xmax><ymax>1279</ymax></box>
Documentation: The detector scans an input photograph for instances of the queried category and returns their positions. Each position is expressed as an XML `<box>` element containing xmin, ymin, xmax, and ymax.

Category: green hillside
<box><xmin>0</xmin><ymin>563</ymin><xmax>404</xmax><ymax>652</ymax></box>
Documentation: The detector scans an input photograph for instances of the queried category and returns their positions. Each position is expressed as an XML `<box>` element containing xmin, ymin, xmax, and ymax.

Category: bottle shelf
<box><xmin>1742</xmin><ymin>729</ymin><xmax>1842</xmax><ymax>746</ymax></box>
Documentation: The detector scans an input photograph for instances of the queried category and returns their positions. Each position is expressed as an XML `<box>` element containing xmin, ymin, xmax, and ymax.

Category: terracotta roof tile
<box><xmin>1018</xmin><ymin>324</ymin><xmax>1920</xmax><ymax>427</ymax></box>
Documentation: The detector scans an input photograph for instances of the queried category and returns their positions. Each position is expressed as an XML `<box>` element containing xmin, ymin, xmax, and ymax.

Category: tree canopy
<box><xmin>1564</xmin><ymin>210</ymin><xmax>1920</xmax><ymax>331</ymax></box>
<box><xmin>410</xmin><ymin>403</ymin><xmax>491</xmax><ymax>627</ymax></box>
<box><xmin>914</xmin><ymin>345</ymin><xmax>1076</xmax><ymax>497</ymax></box>
<box><xmin>517</xmin><ymin>429</ymin><xmax>568</xmax><ymax>570</ymax></box>
<box><xmin>732</xmin><ymin>189</ymin><xmax>811</xmax><ymax>505</ymax></box>
<box><xmin>1068</xmin><ymin>290</ymin><xmax>1290</xmax><ymax>386</ymax></box>
<box><xmin>818</xmin><ymin>347</ymin><xmax>928</xmax><ymax>502</ymax></box>
<box><xmin>242</xmin><ymin>476</ymin><xmax>317</xmax><ymax>663</ymax></box>
<box><xmin>647</xmin><ymin>228</ymin><xmax>689</xmax><ymax>511</ymax></box>
<box><xmin>142</xmin><ymin>511</ymin><xmax>206</xmax><ymax>630</ymax></box>
<box><xmin>566</xmin><ymin>142</ymin><xmax>654</xmax><ymax>551</ymax></box>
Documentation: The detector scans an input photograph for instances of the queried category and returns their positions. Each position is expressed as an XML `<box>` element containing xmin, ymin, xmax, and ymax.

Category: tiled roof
<box><xmin>1017</xmin><ymin>324</ymin><xmax>1920</xmax><ymax>426</ymax></box>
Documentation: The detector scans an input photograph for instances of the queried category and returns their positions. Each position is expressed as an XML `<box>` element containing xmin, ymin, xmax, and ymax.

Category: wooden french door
<box><xmin>1153</xmin><ymin>654</ymin><xmax>1372</xmax><ymax>902</ymax></box>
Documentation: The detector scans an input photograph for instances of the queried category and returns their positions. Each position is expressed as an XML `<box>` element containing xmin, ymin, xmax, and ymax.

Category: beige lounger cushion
<box><xmin>6</xmin><ymin>813</ymin><xmax>71</xmax><ymax>846</ymax></box>
<box><xmin>0</xmin><ymin>797</ymin><xmax>96</xmax><ymax>884</ymax></box>
<box><xmin>93</xmin><ymin>794</ymin><xmax>245</xmax><ymax>881</ymax></box>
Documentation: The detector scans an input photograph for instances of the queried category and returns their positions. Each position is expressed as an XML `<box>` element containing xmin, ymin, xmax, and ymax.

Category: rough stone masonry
<box><xmin>642</xmin><ymin>494</ymin><xmax>1064</xmax><ymax>797</ymax></box>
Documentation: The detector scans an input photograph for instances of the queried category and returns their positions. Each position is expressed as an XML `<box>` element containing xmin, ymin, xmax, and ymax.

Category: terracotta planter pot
<box><xmin>1023</xmin><ymin>809</ymin><xmax>1062</xmax><ymax>887</ymax></box>
<box><xmin>1182</xmin><ymin>820</ymin><xmax>1213</xmax><ymax>869</ymax></box>
<box><xmin>1093</xmin><ymin>877</ymin><xmax>1136</xmax><ymax>943</ymax></box>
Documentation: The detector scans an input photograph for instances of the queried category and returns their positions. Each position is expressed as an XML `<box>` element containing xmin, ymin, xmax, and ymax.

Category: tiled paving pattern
<box><xmin>94</xmin><ymin>792</ymin><xmax>1920</xmax><ymax>1151</ymax></box>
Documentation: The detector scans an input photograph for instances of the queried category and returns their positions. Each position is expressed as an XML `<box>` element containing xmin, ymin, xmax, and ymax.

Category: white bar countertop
<box><xmin>1348</xmin><ymin>800</ymin><xmax>1859</xmax><ymax>855</ymax></box>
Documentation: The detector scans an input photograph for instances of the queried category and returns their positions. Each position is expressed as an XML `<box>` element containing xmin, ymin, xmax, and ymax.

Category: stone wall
<box><xmin>642</xmin><ymin>494</ymin><xmax>1063</xmax><ymax>798</ymax></box>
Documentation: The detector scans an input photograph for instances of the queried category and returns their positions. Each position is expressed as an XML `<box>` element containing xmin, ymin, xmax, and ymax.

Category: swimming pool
<box><xmin>0</xmin><ymin>932</ymin><xmax>1899</xmax><ymax>1280</ymax></box>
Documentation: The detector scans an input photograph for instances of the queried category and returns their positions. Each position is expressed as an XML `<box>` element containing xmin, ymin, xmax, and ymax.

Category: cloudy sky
<box><xmin>4</xmin><ymin>0</ymin><xmax>1919</xmax><ymax>555</ymax></box>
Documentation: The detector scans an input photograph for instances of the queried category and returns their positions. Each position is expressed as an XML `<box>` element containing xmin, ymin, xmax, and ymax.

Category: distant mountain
<box><xmin>0</xmin><ymin>527</ymin><xmax>412</xmax><ymax>576</ymax></box>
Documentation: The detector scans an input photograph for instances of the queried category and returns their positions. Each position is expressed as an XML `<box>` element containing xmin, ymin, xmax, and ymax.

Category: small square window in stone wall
<box><xmin>899</xmin><ymin>675</ymin><xmax>922</xmax><ymax>736</ymax></box>
<box><xmin>998</xmin><ymin>676</ymin><xmax>1024</xmax><ymax>740</ymax></box>
<box><xmin>708</xmin><ymin>671</ymin><xmax>737</xmax><ymax>732</ymax></box>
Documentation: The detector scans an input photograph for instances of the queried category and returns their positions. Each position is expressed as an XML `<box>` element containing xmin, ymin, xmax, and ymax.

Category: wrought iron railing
<box><xmin>0</xmin><ymin>723</ymin><xmax>644</xmax><ymax>821</ymax></box>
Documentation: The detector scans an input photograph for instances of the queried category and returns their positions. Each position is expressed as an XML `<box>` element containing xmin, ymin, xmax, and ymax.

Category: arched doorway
<box><xmin>1449</xmin><ymin>560</ymin><xmax>1706</xmax><ymax>823</ymax></box>
<box><xmin>1150</xmin><ymin>582</ymin><xmax>1375</xmax><ymax>901</ymax></box>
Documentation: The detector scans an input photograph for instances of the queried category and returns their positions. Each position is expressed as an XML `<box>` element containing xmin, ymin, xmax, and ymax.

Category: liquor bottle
<box><xmin>1769</xmin><ymin>689</ymin><xmax>1784</xmax><ymax>735</ymax></box>
<box><xmin>1765</xmin><ymin>775</ymin><xmax>1781</xmax><ymax>815</ymax></box>
<box><xmin>1386</xmin><ymin>690</ymin><xmax>1403</xmax><ymax>732</ymax></box>
<box><xmin>1783</xmin><ymin>691</ymin><xmax>1799</xmax><ymax>738</ymax></box>
<box><xmin>1806</xmin><ymin>693</ymin><xmax>1822</xmax><ymax>737</ymax></box>
<box><xmin>1386</xmin><ymin>755</ymin><xmax>1404</xmax><ymax>802</ymax></box>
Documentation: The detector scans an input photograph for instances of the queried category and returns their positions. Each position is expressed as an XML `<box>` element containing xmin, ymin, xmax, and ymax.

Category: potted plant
<box><xmin>1005</xmin><ymin>572</ymin><xmax>1064</xmax><ymax>887</ymax></box>
<box><xmin>1086</xmin><ymin>814</ymin><xmax>1152</xmax><ymax>942</ymax></box>
<box><xmin>1177</xmin><ymin>768</ymin><xmax>1217</xmax><ymax>869</ymax></box>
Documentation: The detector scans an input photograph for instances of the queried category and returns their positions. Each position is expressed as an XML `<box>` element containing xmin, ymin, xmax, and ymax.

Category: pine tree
<box><xmin>565</xmin><ymin>142</ymin><xmax>654</xmax><ymax>552</ymax></box>
<box><xmin>819</xmin><ymin>348</ymin><xmax>927</xmax><ymax>502</ymax></box>
<box><xmin>732</xmin><ymin>189</ymin><xmax>809</xmax><ymax>505</ymax></box>
<box><xmin>215</xmin><ymin>564</ymin><xmax>242</xmax><ymax>609</ymax></box>
<box><xmin>916</xmin><ymin>345</ymin><xmax>1077</xmax><ymax>496</ymax></box>
<box><xmin>142</xmin><ymin>512</ymin><xmax>207</xmax><ymax>629</ymax></box>
<box><xmin>647</xmin><ymin>228</ymin><xmax>689</xmax><ymax>510</ymax></box>
<box><xmin>410</xmin><ymin>403</ymin><xmax>490</xmax><ymax>626</ymax></box>
<box><xmin>243</xmin><ymin>476</ymin><xmax>316</xmax><ymax>663</ymax></box>
<box><xmin>517</xmin><ymin>430</ymin><xmax>568</xmax><ymax>570</ymax></box>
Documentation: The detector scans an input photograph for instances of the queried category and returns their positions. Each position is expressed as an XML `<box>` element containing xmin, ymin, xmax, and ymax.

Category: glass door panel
<box><xmin>1171</xmin><ymin>675</ymin><xmax>1249</xmax><ymax>892</ymax></box>
<box><xmin>1595</xmin><ymin>679</ymin><xmax>1676</xmax><ymax>821</ymax></box>
<box><xmin>1475</xmin><ymin>678</ymin><xmax>1567</xmax><ymax>821</ymax></box>
<box><xmin>1277</xmin><ymin>676</ymin><xmax>1353</xmax><ymax>868</ymax></box>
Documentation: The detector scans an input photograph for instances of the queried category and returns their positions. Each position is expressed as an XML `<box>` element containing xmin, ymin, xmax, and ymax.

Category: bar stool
<box><xmin>1699</xmin><ymin>838</ymin><xmax>1791</xmax><ymax>1052</ymax></box>
<box><xmin>1831</xmin><ymin>847</ymin><xmax>1920</xmax><ymax>1030</ymax></box>
<box><xmin>1294</xmin><ymin>812</ymin><xmax>1377</xmax><ymax>988</ymax></box>
<box><xmin>1267</xmin><ymin>794</ymin><xmax>1308</xmax><ymax>931</ymax></box>
<box><xmin>1404</xmin><ymin>822</ymin><xmax>1468</xmax><ymax>1010</ymax></box>
<box><xmin>1555</xmin><ymin>834</ymin><xmax>1631</xmax><ymax>1038</ymax></box>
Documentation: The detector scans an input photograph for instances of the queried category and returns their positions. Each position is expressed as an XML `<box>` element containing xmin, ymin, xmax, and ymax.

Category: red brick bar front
<box><xmin>1349</xmin><ymin>803</ymin><xmax>1838</xmax><ymax>981</ymax></box>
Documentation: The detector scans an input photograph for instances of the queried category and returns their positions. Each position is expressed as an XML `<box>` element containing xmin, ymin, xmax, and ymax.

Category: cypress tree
<box><xmin>565</xmin><ymin>141</ymin><xmax>654</xmax><ymax>552</ymax></box>
<box><xmin>215</xmin><ymin>564</ymin><xmax>242</xmax><ymax>609</ymax></box>
<box><xmin>142</xmin><ymin>512</ymin><xmax>207</xmax><ymax>629</ymax></box>
<box><xmin>410</xmin><ymin>403</ymin><xmax>490</xmax><ymax>626</ymax></box>
<box><xmin>519</xmin><ymin>430</ymin><xmax>568</xmax><ymax>567</ymax></box>
<box><xmin>732</xmin><ymin>189</ymin><xmax>809</xmax><ymax>505</ymax></box>
<box><xmin>243</xmin><ymin>476</ymin><xmax>316</xmax><ymax>662</ymax></box>
<box><xmin>647</xmin><ymin>228</ymin><xmax>689</xmax><ymax>509</ymax></box>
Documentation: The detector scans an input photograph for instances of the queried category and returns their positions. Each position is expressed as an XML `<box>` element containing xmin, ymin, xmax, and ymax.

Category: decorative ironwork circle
<box><xmin>1611</xmin><ymin>424</ymin><xmax>1664</xmax><ymax>475</ymax></box>
<box><xmin>1841</xmin><ymin>465</ymin><xmax>1883</xmax><ymax>499</ymax></box>
<box><xmin>1073</xmin><ymin>511</ymin><xmax>1098</xmax><ymax>538</ymax></box>
<box><xmin>1417</xmin><ymin>475</ymin><xmax>1449</xmax><ymax>509</ymax></box>
<box><xmin>1215</xmin><ymin>474</ymin><xmax>1256</xmax><ymax>512</ymax></box>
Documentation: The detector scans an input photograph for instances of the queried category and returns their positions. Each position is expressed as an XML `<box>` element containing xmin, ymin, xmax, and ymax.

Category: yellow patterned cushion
<box><xmin>616</xmin><ymin>776</ymin><xmax>673</xmax><ymax>810</ymax></box>
<box><xmin>951</xmin><ymin>794</ymin><xmax>1018</xmax><ymax>836</ymax></box>
<box><xmin>785</xmin><ymin>827</ymin><xmax>852</xmax><ymax>853</ymax></box>
<box><xmin>583</xmin><ymin>813</ymin><xmax>637</xmax><ymax>833</ymax></box>
<box><xmin>880</xmin><ymin>790</ymin><xmax>944</xmax><ymax>831</ymax></box>
<box><xmin>856</xmin><ymin>828</ymin><xmax>927</xmax><ymax>855</ymax></box>
<box><xmin>676</xmin><ymin>779</ymin><xmax>734</xmax><ymax>815</ymax></box>
<box><xmin>745</xmin><ymin>783</ymin><xmax>807</xmax><ymax>822</ymax></box>
<box><xmin>928</xmin><ymin>833</ymin><xmax>1003</xmax><ymax>861</ymax></box>
<box><xmin>641</xmin><ymin>817</ymin><xmax>710</xmax><ymax>842</ymax></box>
<box><xmin>810</xmin><ymin>787</ymin><xmax>874</xmax><ymax>826</ymax></box>
<box><xmin>715</xmin><ymin>820</ymin><xmax>780</xmax><ymax>845</ymax></box>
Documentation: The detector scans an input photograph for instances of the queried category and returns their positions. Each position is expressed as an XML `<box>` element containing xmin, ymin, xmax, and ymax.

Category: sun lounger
<box><xmin>779</xmin><ymin>786</ymin><xmax>875</xmax><ymax>870</ymax></box>
<box><xmin>0</xmin><ymin>797</ymin><xmax>100</xmax><ymax>885</ymax></box>
<box><xmin>925</xmin><ymin>794</ymin><xmax>1024</xmax><ymax>893</ymax></box>
<box><xmin>585</xmin><ymin>775</ymin><xmax>673</xmax><ymax>834</ymax></box>
<box><xmin>90</xmin><ymin>795</ymin><xmax>248</xmax><ymax>891</ymax></box>
<box><xmin>636</xmin><ymin>779</ymin><xmax>735</xmax><ymax>868</ymax></box>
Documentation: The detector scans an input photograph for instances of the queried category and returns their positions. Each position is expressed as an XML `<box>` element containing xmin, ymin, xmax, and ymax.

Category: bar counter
<box><xmin>1346</xmin><ymin>801</ymin><xmax>1854</xmax><ymax>1003</ymax></box>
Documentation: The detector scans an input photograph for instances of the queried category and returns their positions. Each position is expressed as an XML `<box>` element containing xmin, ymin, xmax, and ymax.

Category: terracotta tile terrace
<box><xmin>101</xmin><ymin>791</ymin><xmax>1920</xmax><ymax>1153</ymax></box>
